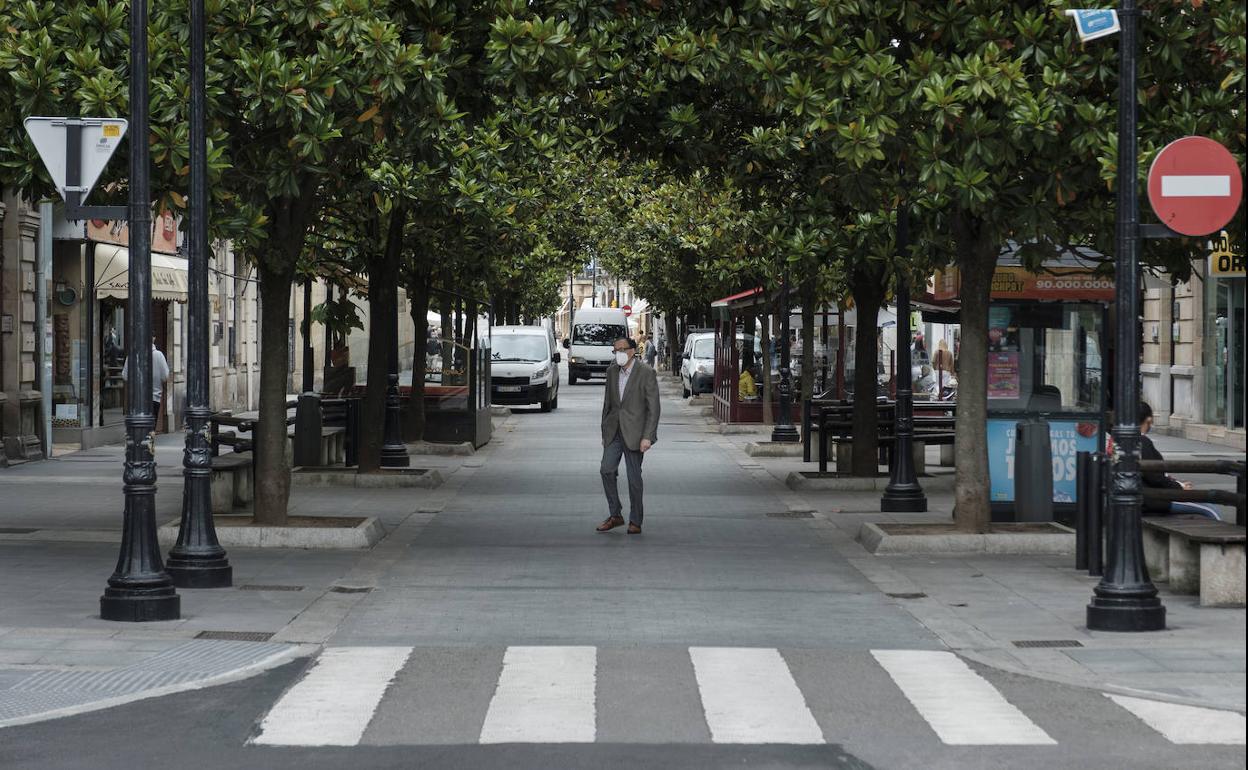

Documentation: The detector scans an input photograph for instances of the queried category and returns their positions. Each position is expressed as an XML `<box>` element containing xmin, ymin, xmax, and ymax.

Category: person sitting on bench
<box><xmin>1139</xmin><ymin>401</ymin><xmax>1221</xmax><ymax>520</ymax></box>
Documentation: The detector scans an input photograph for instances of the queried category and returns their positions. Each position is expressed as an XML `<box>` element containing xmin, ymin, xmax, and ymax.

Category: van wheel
<box><xmin>568</xmin><ymin>374</ymin><xmax>577</xmax><ymax>386</ymax></box>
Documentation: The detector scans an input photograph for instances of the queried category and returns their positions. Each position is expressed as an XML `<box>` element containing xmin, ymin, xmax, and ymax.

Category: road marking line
<box><xmin>688</xmin><ymin>647</ymin><xmax>824</xmax><ymax>744</ymax></box>
<box><xmin>871</xmin><ymin>650</ymin><xmax>1055</xmax><ymax>745</ymax></box>
<box><xmin>478</xmin><ymin>646</ymin><xmax>596</xmax><ymax>743</ymax></box>
<box><xmin>251</xmin><ymin>646</ymin><xmax>412</xmax><ymax>746</ymax></box>
<box><xmin>1107</xmin><ymin>694</ymin><xmax>1247</xmax><ymax>744</ymax></box>
<box><xmin>1161</xmin><ymin>175</ymin><xmax>1232</xmax><ymax>197</ymax></box>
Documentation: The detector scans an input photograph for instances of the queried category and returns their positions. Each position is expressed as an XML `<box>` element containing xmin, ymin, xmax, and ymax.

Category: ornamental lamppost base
<box><xmin>1087</xmin><ymin>594</ymin><xmax>1166</xmax><ymax>632</ymax></box>
<box><xmin>881</xmin><ymin>485</ymin><xmax>927</xmax><ymax>512</ymax></box>
<box><xmin>166</xmin><ymin>554</ymin><xmax>232</xmax><ymax>589</ymax></box>
<box><xmin>770</xmin><ymin>424</ymin><xmax>800</xmax><ymax>444</ymax></box>
<box><xmin>100</xmin><ymin>586</ymin><xmax>180</xmax><ymax>622</ymax></box>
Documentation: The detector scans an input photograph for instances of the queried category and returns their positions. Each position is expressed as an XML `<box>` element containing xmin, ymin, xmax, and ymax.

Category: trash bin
<box><xmin>1015</xmin><ymin>418</ymin><xmax>1054</xmax><ymax>522</ymax></box>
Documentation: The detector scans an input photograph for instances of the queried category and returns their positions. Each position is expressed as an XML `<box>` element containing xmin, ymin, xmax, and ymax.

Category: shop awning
<box><xmin>93</xmin><ymin>244</ymin><xmax>217</xmax><ymax>301</ymax></box>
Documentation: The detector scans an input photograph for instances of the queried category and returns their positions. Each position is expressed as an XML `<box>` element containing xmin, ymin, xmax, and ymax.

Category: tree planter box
<box><xmin>787</xmin><ymin>471</ymin><xmax>956</xmax><ymax>492</ymax></box>
<box><xmin>858</xmin><ymin>521</ymin><xmax>1075</xmax><ymax>555</ymax></box>
<box><xmin>158</xmin><ymin>515</ymin><xmax>384</xmax><ymax>549</ymax></box>
<box><xmin>291</xmin><ymin>467</ymin><xmax>443</xmax><ymax>489</ymax></box>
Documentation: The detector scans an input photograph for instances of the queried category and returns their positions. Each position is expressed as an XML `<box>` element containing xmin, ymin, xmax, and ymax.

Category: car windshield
<box><xmin>490</xmin><ymin>335</ymin><xmax>548</xmax><ymax>363</ymax></box>
<box><xmin>573</xmin><ymin>323</ymin><xmax>628</xmax><ymax>346</ymax></box>
<box><xmin>692</xmin><ymin>339</ymin><xmax>714</xmax><ymax>358</ymax></box>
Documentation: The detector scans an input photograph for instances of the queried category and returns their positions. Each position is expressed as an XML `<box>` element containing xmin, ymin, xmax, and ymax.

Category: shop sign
<box><xmin>1208</xmin><ymin>230</ymin><xmax>1244</xmax><ymax>278</ymax></box>
<box><xmin>932</xmin><ymin>265</ymin><xmax>1114</xmax><ymax>302</ymax></box>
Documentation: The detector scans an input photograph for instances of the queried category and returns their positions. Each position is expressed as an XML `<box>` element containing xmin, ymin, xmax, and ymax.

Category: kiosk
<box><xmin>932</xmin><ymin>246</ymin><xmax>1113</xmax><ymax>521</ymax></box>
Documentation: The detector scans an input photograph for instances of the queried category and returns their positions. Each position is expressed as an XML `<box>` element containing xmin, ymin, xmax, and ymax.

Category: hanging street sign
<box><xmin>1064</xmin><ymin>9</ymin><xmax>1121</xmax><ymax>42</ymax></box>
<box><xmin>24</xmin><ymin>117</ymin><xmax>128</xmax><ymax>203</ymax></box>
<box><xmin>1147</xmin><ymin>136</ymin><xmax>1244</xmax><ymax>237</ymax></box>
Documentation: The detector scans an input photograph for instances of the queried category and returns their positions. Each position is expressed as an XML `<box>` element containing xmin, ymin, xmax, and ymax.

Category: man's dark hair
<box><xmin>1139</xmin><ymin>401</ymin><xmax>1153</xmax><ymax>424</ymax></box>
<box><xmin>614</xmin><ymin>337</ymin><xmax>637</xmax><ymax>350</ymax></box>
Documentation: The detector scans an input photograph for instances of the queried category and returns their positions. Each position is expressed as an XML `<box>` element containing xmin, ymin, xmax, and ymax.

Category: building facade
<box><xmin>1141</xmin><ymin>230</ymin><xmax>1245</xmax><ymax>450</ymax></box>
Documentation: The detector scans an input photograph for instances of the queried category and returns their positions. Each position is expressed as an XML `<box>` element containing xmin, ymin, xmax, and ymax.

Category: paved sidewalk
<box><xmin>688</xmin><ymin>379</ymin><xmax>1246</xmax><ymax>712</ymax></box>
<box><xmin>0</xmin><ymin>430</ymin><xmax>488</xmax><ymax>726</ymax></box>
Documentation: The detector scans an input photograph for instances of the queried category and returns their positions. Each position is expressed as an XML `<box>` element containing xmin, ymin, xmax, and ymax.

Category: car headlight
<box><xmin>570</xmin><ymin>356</ymin><xmax>585</xmax><ymax>364</ymax></box>
<box><xmin>531</xmin><ymin>366</ymin><xmax>550</xmax><ymax>381</ymax></box>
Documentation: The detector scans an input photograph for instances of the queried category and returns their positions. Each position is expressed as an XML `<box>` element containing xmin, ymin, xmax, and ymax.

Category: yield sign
<box><xmin>23</xmin><ymin>117</ymin><xmax>128</xmax><ymax>202</ymax></box>
<box><xmin>1147</xmin><ymin>136</ymin><xmax>1243</xmax><ymax>237</ymax></box>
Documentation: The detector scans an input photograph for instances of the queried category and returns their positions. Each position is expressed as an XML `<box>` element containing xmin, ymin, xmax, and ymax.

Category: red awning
<box><xmin>710</xmin><ymin>287</ymin><xmax>764</xmax><ymax>308</ymax></box>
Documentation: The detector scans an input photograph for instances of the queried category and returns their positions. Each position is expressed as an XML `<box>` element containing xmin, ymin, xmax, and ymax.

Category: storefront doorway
<box><xmin>1205</xmin><ymin>278</ymin><xmax>1245</xmax><ymax>430</ymax></box>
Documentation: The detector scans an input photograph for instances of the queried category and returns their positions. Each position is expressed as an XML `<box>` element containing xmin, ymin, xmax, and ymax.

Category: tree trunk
<box><xmin>850</xmin><ymin>265</ymin><xmax>886</xmax><ymax>476</ymax></box>
<box><xmin>357</xmin><ymin>208</ymin><xmax>405</xmax><ymax>473</ymax></box>
<box><xmin>254</xmin><ymin>264</ymin><xmax>295</xmax><ymax>526</ymax></box>
<box><xmin>952</xmin><ymin>214</ymin><xmax>996</xmax><ymax>533</ymax></box>
<box><xmin>404</xmin><ymin>273</ymin><xmax>429</xmax><ymax>441</ymax></box>
<box><xmin>801</xmin><ymin>282</ymin><xmax>815</xmax><ymax>403</ymax></box>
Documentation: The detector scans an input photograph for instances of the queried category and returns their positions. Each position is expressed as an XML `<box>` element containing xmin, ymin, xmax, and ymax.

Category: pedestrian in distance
<box><xmin>121</xmin><ymin>342</ymin><xmax>171</xmax><ymax>421</ymax></box>
<box><xmin>597</xmin><ymin>336</ymin><xmax>661</xmax><ymax>535</ymax></box>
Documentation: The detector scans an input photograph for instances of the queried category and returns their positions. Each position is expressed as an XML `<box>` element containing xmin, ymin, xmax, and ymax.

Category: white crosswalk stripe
<box><xmin>1107</xmin><ymin>694</ymin><xmax>1247</xmax><ymax>745</ymax></box>
<box><xmin>478</xmin><ymin>646</ymin><xmax>597</xmax><ymax>743</ymax></box>
<box><xmin>246</xmin><ymin>645</ymin><xmax>1244</xmax><ymax>750</ymax></box>
<box><xmin>871</xmin><ymin>649</ymin><xmax>1056</xmax><ymax>745</ymax></box>
<box><xmin>250</xmin><ymin>646</ymin><xmax>412</xmax><ymax>747</ymax></box>
<box><xmin>688</xmin><ymin>647</ymin><xmax>824</xmax><ymax>744</ymax></box>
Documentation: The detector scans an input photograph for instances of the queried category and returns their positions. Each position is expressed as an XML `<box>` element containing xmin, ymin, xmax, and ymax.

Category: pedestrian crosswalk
<box><xmin>248</xmin><ymin>645</ymin><xmax>1247</xmax><ymax>749</ymax></box>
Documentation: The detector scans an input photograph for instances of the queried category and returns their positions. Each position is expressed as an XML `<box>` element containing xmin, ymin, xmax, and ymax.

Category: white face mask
<box><xmin>615</xmin><ymin>350</ymin><xmax>630</xmax><ymax>366</ymax></box>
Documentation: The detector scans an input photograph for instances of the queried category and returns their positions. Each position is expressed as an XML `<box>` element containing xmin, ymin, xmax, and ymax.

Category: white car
<box><xmin>489</xmin><ymin>326</ymin><xmax>561</xmax><ymax>412</ymax></box>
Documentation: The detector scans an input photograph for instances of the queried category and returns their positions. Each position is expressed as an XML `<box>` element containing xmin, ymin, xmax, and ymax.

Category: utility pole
<box><xmin>101</xmin><ymin>0</ymin><xmax>181</xmax><ymax>620</ymax></box>
<box><xmin>167</xmin><ymin>0</ymin><xmax>231</xmax><ymax>588</ymax></box>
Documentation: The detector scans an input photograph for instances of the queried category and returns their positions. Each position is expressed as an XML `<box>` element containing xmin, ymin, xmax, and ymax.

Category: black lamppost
<box><xmin>882</xmin><ymin>200</ymin><xmax>927</xmax><ymax>512</ymax></box>
<box><xmin>1087</xmin><ymin>0</ymin><xmax>1165</xmax><ymax>631</ymax></box>
<box><xmin>101</xmin><ymin>0</ymin><xmax>180</xmax><ymax>620</ymax></box>
<box><xmin>771</xmin><ymin>269</ymin><xmax>799</xmax><ymax>444</ymax></box>
<box><xmin>167</xmin><ymin>0</ymin><xmax>231</xmax><ymax>588</ymax></box>
<box><xmin>380</xmin><ymin>298</ymin><xmax>410</xmax><ymax>467</ymax></box>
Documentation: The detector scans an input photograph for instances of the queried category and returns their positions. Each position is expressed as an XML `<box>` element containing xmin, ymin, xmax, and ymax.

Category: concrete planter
<box><xmin>291</xmin><ymin>467</ymin><xmax>443</xmax><ymax>489</ymax></box>
<box><xmin>408</xmin><ymin>440</ymin><xmax>475</xmax><ymax>456</ymax></box>
<box><xmin>745</xmin><ymin>441</ymin><xmax>804</xmax><ymax>458</ymax></box>
<box><xmin>858</xmin><ymin>521</ymin><xmax>1076</xmax><ymax>555</ymax></box>
<box><xmin>158</xmin><ymin>515</ymin><xmax>385</xmax><ymax>550</ymax></box>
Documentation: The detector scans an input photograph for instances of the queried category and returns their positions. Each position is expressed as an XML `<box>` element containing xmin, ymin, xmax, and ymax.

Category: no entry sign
<box><xmin>1147</xmin><ymin>136</ymin><xmax>1243</xmax><ymax>237</ymax></box>
<box><xmin>622</xmin><ymin>304</ymin><xmax>632</xmax><ymax>317</ymax></box>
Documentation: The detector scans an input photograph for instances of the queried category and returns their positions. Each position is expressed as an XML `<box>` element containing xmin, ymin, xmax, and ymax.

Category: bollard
<box><xmin>1237</xmin><ymin>469</ymin><xmax>1246</xmax><ymax>527</ymax></box>
<box><xmin>1087</xmin><ymin>453</ymin><xmax>1104</xmax><ymax>577</ymax></box>
<box><xmin>1075</xmin><ymin>451</ymin><xmax>1090</xmax><ymax>571</ymax></box>
<box><xmin>345</xmin><ymin>397</ymin><xmax>361</xmax><ymax>467</ymax></box>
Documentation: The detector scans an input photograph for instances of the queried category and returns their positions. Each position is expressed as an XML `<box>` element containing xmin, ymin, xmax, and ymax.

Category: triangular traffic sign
<box><xmin>23</xmin><ymin>117</ymin><xmax>128</xmax><ymax>202</ymax></box>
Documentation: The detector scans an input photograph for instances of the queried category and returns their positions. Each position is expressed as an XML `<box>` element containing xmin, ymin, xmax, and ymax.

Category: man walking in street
<box><xmin>597</xmin><ymin>336</ymin><xmax>660</xmax><ymax>535</ymax></box>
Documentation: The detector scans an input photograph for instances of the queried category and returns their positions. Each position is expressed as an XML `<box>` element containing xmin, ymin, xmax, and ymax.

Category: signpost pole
<box><xmin>100</xmin><ymin>0</ymin><xmax>181</xmax><ymax>621</ymax></box>
<box><xmin>1087</xmin><ymin>0</ymin><xmax>1165</xmax><ymax>632</ymax></box>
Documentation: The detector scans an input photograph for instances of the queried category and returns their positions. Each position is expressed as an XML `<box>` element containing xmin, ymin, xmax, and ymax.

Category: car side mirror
<box><xmin>562</xmin><ymin>338</ymin><xmax>570</xmax><ymax>349</ymax></box>
<box><xmin>682</xmin><ymin>352</ymin><xmax>690</xmax><ymax>360</ymax></box>
<box><xmin>552</xmin><ymin>352</ymin><xmax>561</xmax><ymax>363</ymax></box>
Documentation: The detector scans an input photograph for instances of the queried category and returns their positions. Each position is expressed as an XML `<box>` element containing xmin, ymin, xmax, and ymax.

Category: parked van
<box><xmin>489</xmin><ymin>325</ymin><xmax>560</xmax><ymax>412</ymax></box>
<box><xmin>563</xmin><ymin>307</ymin><xmax>629</xmax><ymax>384</ymax></box>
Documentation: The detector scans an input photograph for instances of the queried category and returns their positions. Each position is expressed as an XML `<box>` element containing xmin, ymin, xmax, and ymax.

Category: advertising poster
<box><xmin>988</xmin><ymin>418</ymin><xmax>1101</xmax><ymax>502</ymax></box>
<box><xmin>987</xmin><ymin>352</ymin><xmax>1020</xmax><ymax>399</ymax></box>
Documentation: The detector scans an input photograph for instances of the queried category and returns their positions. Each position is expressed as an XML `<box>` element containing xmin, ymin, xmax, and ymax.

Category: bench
<box><xmin>210</xmin><ymin>452</ymin><xmax>254</xmax><ymax>513</ymax></box>
<box><xmin>1142</xmin><ymin>517</ymin><xmax>1246</xmax><ymax>607</ymax></box>
<box><xmin>289</xmin><ymin>425</ymin><xmax>347</xmax><ymax>466</ymax></box>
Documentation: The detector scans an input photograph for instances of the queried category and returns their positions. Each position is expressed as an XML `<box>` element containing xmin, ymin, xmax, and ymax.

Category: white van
<box><xmin>563</xmin><ymin>307</ymin><xmax>629</xmax><ymax>384</ymax></box>
<box><xmin>489</xmin><ymin>325</ymin><xmax>561</xmax><ymax>411</ymax></box>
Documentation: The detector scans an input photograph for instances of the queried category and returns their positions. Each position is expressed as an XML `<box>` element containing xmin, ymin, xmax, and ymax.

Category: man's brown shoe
<box><xmin>627</xmin><ymin>523</ymin><xmax>642</xmax><ymax>535</ymax></box>
<box><xmin>597</xmin><ymin>516</ymin><xmax>625</xmax><ymax>532</ymax></box>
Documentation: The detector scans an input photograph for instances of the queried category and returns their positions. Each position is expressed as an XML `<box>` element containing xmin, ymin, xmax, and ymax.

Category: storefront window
<box><xmin>99</xmin><ymin>299</ymin><xmax>126</xmax><ymax>427</ymax></box>
<box><xmin>1204</xmin><ymin>278</ymin><xmax>1245</xmax><ymax>428</ymax></box>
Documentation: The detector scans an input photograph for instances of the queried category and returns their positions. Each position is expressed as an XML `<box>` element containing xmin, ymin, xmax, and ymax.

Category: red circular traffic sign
<box><xmin>1147</xmin><ymin>136</ymin><xmax>1243</xmax><ymax>236</ymax></box>
<box><xmin>622</xmin><ymin>305</ymin><xmax>632</xmax><ymax>317</ymax></box>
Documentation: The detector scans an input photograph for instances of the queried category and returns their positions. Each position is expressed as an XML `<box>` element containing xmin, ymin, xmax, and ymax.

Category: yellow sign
<box><xmin>1209</xmin><ymin>230</ymin><xmax>1245</xmax><ymax>277</ymax></box>
<box><xmin>102</xmin><ymin>123</ymin><xmax>121</xmax><ymax>138</ymax></box>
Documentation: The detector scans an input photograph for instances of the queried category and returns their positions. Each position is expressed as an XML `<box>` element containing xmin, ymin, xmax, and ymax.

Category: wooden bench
<box><xmin>288</xmin><ymin>425</ymin><xmax>347</xmax><ymax>466</ymax></box>
<box><xmin>1142</xmin><ymin>517</ymin><xmax>1246</xmax><ymax>607</ymax></box>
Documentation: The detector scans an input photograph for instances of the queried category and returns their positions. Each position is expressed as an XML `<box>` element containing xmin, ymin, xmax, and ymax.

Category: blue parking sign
<box><xmin>1067</xmin><ymin>9</ymin><xmax>1121</xmax><ymax>42</ymax></box>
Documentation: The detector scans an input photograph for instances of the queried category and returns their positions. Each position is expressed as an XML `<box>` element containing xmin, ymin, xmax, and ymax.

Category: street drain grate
<box><xmin>1013</xmin><ymin>639</ymin><xmax>1084</xmax><ymax>649</ymax></box>
<box><xmin>195</xmin><ymin>630</ymin><xmax>275</xmax><ymax>642</ymax></box>
<box><xmin>0</xmin><ymin>527</ymin><xmax>39</xmax><ymax>534</ymax></box>
<box><xmin>885</xmin><ymin>592</ymin><xmax>928</xmax><ymax>599</ymax></box>
<box><xmin>239</xmin><ymin>584</ymin><xmax>304</xmax><ymax>592</ymax></box>
<box><xmin>766</xmin><ymin>511</ymin><xmax>815</xmax><ymax>519</ymax></box>
<box><xmin>329</xmin><ymin>585</ymin><xmax>374</xmax><ymax>594</ymax></box>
